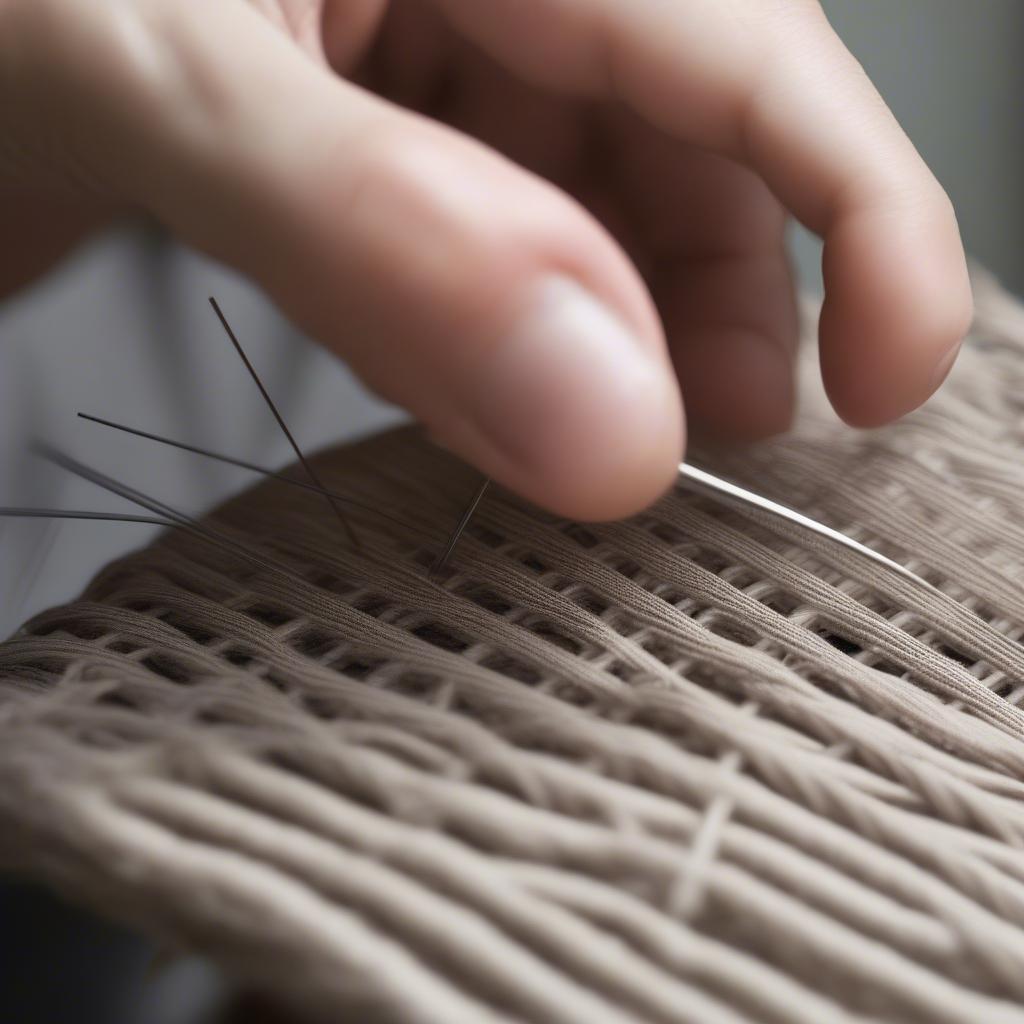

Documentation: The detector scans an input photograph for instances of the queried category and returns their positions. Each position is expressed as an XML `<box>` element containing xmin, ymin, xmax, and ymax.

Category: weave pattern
<box><xmin>4</xmin><ymin>271</ymin><xmax>1024</xmax><ymax>1023</ymax></box>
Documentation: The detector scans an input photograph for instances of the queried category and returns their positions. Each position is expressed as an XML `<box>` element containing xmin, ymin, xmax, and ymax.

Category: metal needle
<box><xmin>677</xmin><ymin>462</ymin><xmax>930</xmax><ymax>588</ymax></box>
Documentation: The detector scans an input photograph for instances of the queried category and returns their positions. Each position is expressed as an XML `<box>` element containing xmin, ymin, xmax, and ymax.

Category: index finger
<box><xmin>426</xmin><ymin>0</ymin><xmax>973</xmax><ymax>424</ymax></box>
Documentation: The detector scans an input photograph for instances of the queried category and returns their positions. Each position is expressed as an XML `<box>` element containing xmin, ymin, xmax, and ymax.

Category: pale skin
<box><xmin>1</xmin><ymin>0</ymin><xmax>972</xmax><ymax>521</ymax></box>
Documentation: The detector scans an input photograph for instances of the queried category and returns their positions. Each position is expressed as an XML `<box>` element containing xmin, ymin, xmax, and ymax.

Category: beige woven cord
<box><xmin>4</xmin><ymin>269</ymin><xmax>1024</xmax><ymax>1023</ymax></box>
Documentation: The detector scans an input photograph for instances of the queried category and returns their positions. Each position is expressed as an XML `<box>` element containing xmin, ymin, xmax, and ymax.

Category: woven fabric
<box><xmin>4</xmin><ymin>271</ymin><xmax>1024</xmax><ymax>1023</ymax></box>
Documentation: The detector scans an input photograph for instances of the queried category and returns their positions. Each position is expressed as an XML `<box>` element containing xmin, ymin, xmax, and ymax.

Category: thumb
<box><xmin>5</xmin><ymin>0</ymin><xmax>683</xmax><ymax>521</ymax></box>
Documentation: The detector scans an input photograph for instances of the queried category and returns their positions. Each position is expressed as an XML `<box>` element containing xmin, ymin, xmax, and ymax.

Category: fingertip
<box><xmin>441</xmin><ymin>275</ymin><xmax>685</xmax><ymax>522</ymax></box>
<box><xmin>820</xmin><ymin>191</ymin><xmax>972</xmax><ymax>428</ymax></box>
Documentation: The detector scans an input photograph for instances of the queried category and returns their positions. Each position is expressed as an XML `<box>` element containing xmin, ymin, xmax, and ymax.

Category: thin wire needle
<box><xmin>208</xmin><ymin>296</ymin><xmax>361</xmax><ymax>551</ymax></box>
<box><xmin>76</xmin><ymin>412</ymin><xmax>417</xmax><ymax>536</ymax></box>
<box><xmin>431</xmin><ymin>477</ymin><xmax>490</xmax><ymax>576</ymax></box>
<box><xmin>0</xmin><ymin>508</ymin><xmax>172</xmax><ymax>527</ymax></box>
<box><xmin>31</xmin><ymin>443</ymin><xmax>302</xmax><ymax>582</ymax></box>
<box><xmin>677</xmin><ymin>463</ymin><xmax>931</xmax><ymax>588</ymax></box>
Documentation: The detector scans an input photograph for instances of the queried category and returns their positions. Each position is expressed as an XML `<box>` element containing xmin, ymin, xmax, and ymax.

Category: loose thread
<box><xmin>208</xmin><ymin>297</ymin><xmax>361</xmax><ymax>552</ymax></box>
<box><xmin>430</xmin><ymin>477</ymin><xmax>490</xmax><ymax>576</ymax></box>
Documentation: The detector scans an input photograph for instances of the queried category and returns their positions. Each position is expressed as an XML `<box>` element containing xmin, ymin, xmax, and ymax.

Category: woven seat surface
<box><xmin>4</xmin><ymin>272</ymin><xmax>1024</xmax><ymax>1023</ymax></box>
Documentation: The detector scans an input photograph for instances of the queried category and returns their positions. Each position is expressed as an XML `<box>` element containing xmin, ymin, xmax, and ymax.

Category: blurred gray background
<box><xmin>1</xmin><ymin>2</ymin><xmax>1022</xmax><ymax>1022</ymax></box>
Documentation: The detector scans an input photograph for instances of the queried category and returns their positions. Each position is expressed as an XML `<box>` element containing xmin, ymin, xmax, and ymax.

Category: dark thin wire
<box><xmin>430</xmin><ymin>477</ymin><xmax>490</xmax><ymax>576</ymax></box>
<box><xmin>0</xmin><ymin>507</ymin><xmax>172</xmax><ymax>527</ymax></box>
<box><xmin>208</xmin><ymin>296</ymin><xmax>361</xmax><ymax>551</ymax></box>
<box><xmin>32</xmin><ymin>443</ymin><xmax>304</xmax><ymax>583</ymax></box>
<box><xmin>76</xmin><ymin>412</ymin><xmax>421</xmax><ymax>537</ymax></box>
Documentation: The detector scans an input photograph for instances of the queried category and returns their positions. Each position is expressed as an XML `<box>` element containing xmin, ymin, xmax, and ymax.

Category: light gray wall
<box><xmin>793</xmin><ymin>0</ymin><xmax>1024</xmax><ymax>291</ymax></box>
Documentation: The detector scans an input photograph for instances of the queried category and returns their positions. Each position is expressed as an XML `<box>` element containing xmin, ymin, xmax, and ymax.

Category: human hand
<box><xmin>1</xmin><ymin>0</ymin><xmax>971</xmax><ymax>519</ymax></box>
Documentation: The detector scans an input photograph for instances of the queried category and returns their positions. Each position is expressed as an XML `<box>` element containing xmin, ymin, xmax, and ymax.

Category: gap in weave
<box><xmin>465</xmin><ymin>520</ymin><xmax>505</xmax><ymax>549</ymax></box>
<box><xmin>105</xmin><ymin>637</ymin><xmax>143</xmax><ymax>654</ymax></box>
<box><xmin>694</xmin><ymin>610</ymin><xmax>766</xmax><ymax>649</ymax></box>
<box><xmin>221</xmin><ymin>646</ymin><xmax>259</xmax><ymax>669</ymax></box>
<box><xmin>377</xmin><ymin>670</ymin><xmax>446</xmax><ymax>702</ymax></box>
<box><xmin>934</xmin><ymin>642</ymin><xmax>987</xmax><ymax>671</ymax></box>
<box><xmin>410</xmin><ymin>621</ymin><xmax>470</xmax><ymax>654</ymax></box>
<box><xmin>517</xmin><ymin>550</ymin><xmax>549</xmax><ymax>575</ymax></box>
<box><xmin>300</xmin><ymin>692</ymin><xmax>346</xmax><ymax>720</ymax></box>
<box><xmin>475</xmin><ymin>651</ymin><xmax>543</xmax><ymax>686</ymax></box>
<box><xmin>560</xmin><ymin>522</ymin><xmax>600</xmax><ymax>548</ymax></box>
<box><xmin>521</xmin><ymin>617</ymin><xmax>584</xmax><ymax>656</ymax></box>
<box><xmin>138</xmin><ymin>651</ymin><xmax>194</xmax><ymax>684</ymax></box>
<box><xmin>243</xmin><ymin>603</ymin><xmax>292</xmax><ymax>628</ymax></box>
<box><xmin>853</xmin><ymin>652</ymin><xmax>914</xmax><ymax>679</ymax></box>
<box><xmin>453</xmin><ymin>582</ymin><xmax>513</xmax><ymax>616</ymax></box>
<box><xmin>26</xmin><ymin>615</ymin><xmax>107</xmax><ymax>642</ymax></box>
<box><xmin>289</xmin><ymin>627</ymin><xmax>342</xmax><ymax>660</ymax></box>
<box><xmin>351</xmin><ymin>592</ymin><xmax>396</xmax><ymax>619</ymax></box>
<box><xmin>600</xmin><ymin>553</ymin><xmax>645</xmax><ymax>581</ymax></box>
<box><xmin>159</xmin><ymin>615</ymin><xmax>217</xmax><ymax>646</ymax></box>
<box><xmin>606</xmin><ymin>659</ymin><xmax>639</xmax><ymax>682</ymax></box>
<box><xmin>820</xmin><ymin>630</ymin><xmax>864</xmax><ymax>657</ymax></box>
<box><xmin>326</xmin><ymin>654</ymin><xmax>388</xmax><ymax>681</ymax></box>
<box><xmin>93</xmin><ymin>686</ymin><xmax>152</xmax><ymax>717</ymax></box>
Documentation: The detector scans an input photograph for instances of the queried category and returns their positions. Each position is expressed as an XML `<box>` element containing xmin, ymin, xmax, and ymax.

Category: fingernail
<box><xmin>469</xmin><ymin>275</ymin><xmax>665</xmax><ymax>474</ymax></box>
<box><xmin>930</xmin><ymin>339</ymin><xmax>962</xmax><ymax>390</ymax></box>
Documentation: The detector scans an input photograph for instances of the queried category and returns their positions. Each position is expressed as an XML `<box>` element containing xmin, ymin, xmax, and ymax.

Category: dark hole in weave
<box><xmin>65</xmin><ymin>620</ymin><xmax>113</xmax><ymax>642</ymax></box>
<box><xmin>609</xmin><ymin>556</ymin><xmax>644</xmax><ymax>580</ymax></box>
<box><xmin>411</xmin><ymin>622</ymin><xmax>469</xmax><ymax>653</ymax></box>
<box><xmin>518</xmin><ymin>552</ymin><xmax>548</xmax><ymax>575</ymax></box>
<box><xmin>552</xmin><ymin>681</ymin><xmax>598</xmax><ymax>708</ymax></box>
<box><xmin>388</xmin><ymin>671</ymin><xmax>444</xmax><ymax>700</ymax></box>
<box><xmin>478</xmin><ymin>651</ymin><xmax>542</xmax><ymax>685</ymax></box>
<box><xmin>757</xmin><ymin>591</ymin><xmax>801</xmax><ymax>617</ymax></box>
<box><xmin>124</xmin><ymin>600</ymin><xmax>155</xmax><ymax>614</ymax></box>
<box><xmin>96</xmin><ymin>688</ymin><xmax>137</xmax><ymax>710</ymax></box>
<box><xmin>936</xmin><ymin>644</ymin><xmax>976</xmax><ymax>668</ymax></box>
<box><xmin>300</xmin><ymin>693</ymin><xmax>338</xmax><ymax>720</ymax></box>
<box><xmin>29</xmin><ymin>618</ymin><xmax>101</xmax><ymax>641</ymax></box>
<box><xmin>572</xmin><ymin>589</ymin><xmax>610</xmax><ymax>617</ymax></box>
<box><xmin>641</xmin><ymin>635</ymin><xmax>682</xmax><ymax>665</ymax></box>
<box><xmin>822</xmin><ymin>632</ymin><xmax>863</xmax><ymax>657</ymax></box>
<box><xmin>466</xmin><ymin>521</ymin><xmax>504</xmax><ymax>548</ymax></box>
<box><xmin>195</xmin><ymin>707</ymin><xmax>233</xmax><ymax>726</ymax></box>
<box><xmin>308</xmin><ymin>571</ymin><xmax>341</xmax><ymax>590</ymax></box>
<box><xmin>328</xmin><ymin>656</ymin><xmax>381</xmax><ymax>680</ymax></box>
<box><xmin>862</xmin><ymin>654</ymin><xmax>911</xmax><ymax>679</ymax></box>
<box><xmin>163</xmin><ymin>618</ymin><xmax>215</xmax><ymax>646</ymax></box>
<box><xmin>608</xmin><ymin>659</ymin><xmax>638</xmax><ymax>682</ymax></box>
<box><xmin>222</xmin><ymin>647</ymin><xmax>256</xmax><ymax>668</ymax></box>
<box><xmin>291</xmin><ymin>630</ymin><xmax>338</xmax><ymax>660</ymax></box>
<box><xmin>106</xmin><ymin>638</ymin><xmax>141</xmax><ymax>655</ymax></box>
<box><xmin>562</xmin><ymin>523</ymin><xmax>600</xmax><ymax>549</ymax></box>
<box><xmin>262</xmin><ymin>671</ymin><xmax>294</xmax><ymax>695</ymax></box>
<box><xmin>686</xmin><ymin>548</ymin><xmax>734</xmax><ymax>577</ymax></box>
<box><xmin>703</xmin><ymin>615</ymin><xmax>763</xmax><ymax>648</ymax></box>
<box><xmin>654</xmin><ymin>586</ymin><xmax>688</xmax><ymax>607</ymax></box>
<box><xmin>801</xmin><ymin>668</ymin><xmax>862</xmax><ymax>705</ymax></box>
<box><xmin>411</xmin><ymin>548</ymin><xmax>437</xmax><ymax>571</ymax></box>
<box><xmin>993</xmin><ymin>680</ymin><xmax>1024</xmax><ymax>705</ymax></box>
<box><xmin>140</xmin><ymin>653</ymin><xmax>192</xmax><ymax>684</ymax></box>
<box><xmin>647</xmin><ymin>521</ymin><xmax>686</xmax><ymax>545</ymax></box>
<box><xmin>246</xmin><ymin>604</ymin><xmax>291</xmax><ymax>628</ymax></box>
<box><xmin>680</xmin><ymin>663</ymin><xmax>751</xmax><ymax>702</ymax></box>
<box><xmin>352</xmin><ymin>594</ymin><xmax>391</xmax><ymax>618</ymax></box>
<box><xmin>457</xmin><ymin>584</ymin><xmax>512</xmax><ymax>616</ymax></box>
<box><xmin>526</xmin><ymin>621</ymin><xmax>583</xmax><ymax>655</ymax></box>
